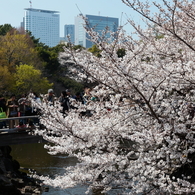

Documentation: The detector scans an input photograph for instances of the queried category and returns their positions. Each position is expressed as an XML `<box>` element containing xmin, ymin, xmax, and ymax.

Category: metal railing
<box><xmin>0</xmin><ymin>115</ymin><xmax>39</xmax><ymax>122</ymax></box>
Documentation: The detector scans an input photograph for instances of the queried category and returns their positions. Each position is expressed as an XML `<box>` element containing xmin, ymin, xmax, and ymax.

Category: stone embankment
<box><xmin>0</xmin><ymin>146</ymin><xmax>46</xmax><ymax>195</ymax></box>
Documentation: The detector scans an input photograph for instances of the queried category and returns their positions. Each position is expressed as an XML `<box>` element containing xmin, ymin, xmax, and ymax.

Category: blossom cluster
<box><xmin>31</xmin><ymin>0</ymin><xmax>195</xmax><ymax>194</ymax></box>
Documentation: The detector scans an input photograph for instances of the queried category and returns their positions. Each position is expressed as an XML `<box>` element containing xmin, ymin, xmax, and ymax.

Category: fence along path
<box><xmin>0</xmin><ymin>115</ymin><xmax>46</xmax><ymax>146</ymax></box>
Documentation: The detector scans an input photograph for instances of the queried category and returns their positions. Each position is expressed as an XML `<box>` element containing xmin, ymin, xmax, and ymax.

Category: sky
<box><xmin>0</xmin><ymin>0</ymin><xmax>145</xmax><ymax>37</ymax></box>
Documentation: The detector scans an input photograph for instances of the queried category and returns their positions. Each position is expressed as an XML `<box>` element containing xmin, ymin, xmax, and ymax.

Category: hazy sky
<box><xmin>0</xmin><ymin>0</ymin><xmax>144</xmax><ymax>36</ymax></box>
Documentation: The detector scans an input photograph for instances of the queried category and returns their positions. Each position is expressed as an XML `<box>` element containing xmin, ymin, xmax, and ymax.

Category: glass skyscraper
<box><xmin>64</xmin><ymin>25</ymin><xmax>75</xmax><ymax>44</ymax></box>
<box><xmin>75</xmin><ymin>14</ymin><xmax>119</xmax><ymax>48</ymax></box>
<box><xmin>24</xmin><ymin>8</ymin><xmax>60</xmax><ymax>47</ymax></box>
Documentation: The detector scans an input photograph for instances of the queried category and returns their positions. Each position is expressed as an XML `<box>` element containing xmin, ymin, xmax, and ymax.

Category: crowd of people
<box><xmin>0</xmin><ymin>87</ymin><xmax>94</xmax><ymax>129</ymax></box>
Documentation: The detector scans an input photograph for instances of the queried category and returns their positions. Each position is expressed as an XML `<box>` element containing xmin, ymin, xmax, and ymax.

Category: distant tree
<box><xmin>0</xmin><ymin>66</ymin><xmax>14</xmax><ymax>95</ymax></box>
<box><xmin>26</xmin><ymin>30</ymin><xmax>48</xmax><ymax>49</ymax></box>
<box><xmin>57</xmin><ymin>76</ymin><xmax>84</xmax><ymax>94</ymax></box>
<box><xmin>0</xmin><ymin>29</ymin><xmax>42</xmax><ymax>72</ymax></box>
<box><xmin>50</xmin><ymin>43</ymin><xmax>66</xmax><ymax>53</ymax></box>
<box><xmin>72</xmin><ymin>45</ymin><xmax>85</xmax><ymax>51</ymax></box>
<box><xmin>88</xmin><ymin>45</ymin><xmax>102</xmax><ymax>57</ymax></box>
<box><xmin>0</xmin><ymin>24</ymin><xmax>14</xmax><ymax>36</ymax></box>
<box><xmin>14</xmin><ymin>64</ymin><xmax>53</xmax><ymax>95</ymax></box>
<box><xmin>36</xmin><ymin>48</ymin><xmax>60</xmax><ymax>74</ymax></box>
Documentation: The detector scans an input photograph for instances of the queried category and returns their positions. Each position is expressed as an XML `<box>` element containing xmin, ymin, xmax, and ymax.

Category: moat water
<box><xmin>10</xmin><ymin>143</ymin><xmax>89</xmax><ymax>195</ymax></box>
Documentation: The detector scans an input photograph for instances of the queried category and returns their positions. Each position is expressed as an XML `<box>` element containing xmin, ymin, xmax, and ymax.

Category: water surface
<box><xmin>10</xmin><ymin>143</ymin><xmax>89</xmax><ymax>195</ymax></box>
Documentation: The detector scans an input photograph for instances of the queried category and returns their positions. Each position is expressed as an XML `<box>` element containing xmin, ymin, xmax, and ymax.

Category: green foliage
<box><xmin>57</xmin><ymin>77</ymin><xmax>84</xmax><ymax>94</ymax></box>
<box><xmin>141</xmin><ymin>55</ymin><xmax>151</xmax><ymax>63</ymax></box>
<box><xmin>155</xmin><ymin>34</ymin><xmax>164</xmax><ymax>39</ymax></box>
<box><xmin>117</xmin><ymin>48</ymin><xmax>126</xmax><ymax>58</ymax></box>
<box><xmin>156</xmin><ymin>33</ymin><xmax>165</xmax><ymax>39</ymax></box>
<box><xmin>26</xmin><ymin>30</ymin><xmax>48</xmax><ymax>49</ymax></box>
<box><xmin>14</xmin><ymin>64</ymin><xmax>53</xmax><ymax>95</ymax></box>
<box><xmin>88</xmin><ymin>46</ymin><xmax>126</xmax><ymax>58</ymax></box>
<box><xmin>0</xmin><ymin>29</ymin><xmax>42</xmax><ymax>71</ymax></box>
<box><xmin>50</xmin><ymin>44</ymin><xmax>65</xmax><ymax>53</ymax></box>
<box><xmin>0</xmin><ymin>25</ymin><xmax>85</xmax><ymax>96</ymax></box>
<box><xmin>0</xmin><ymin>24</ymin><xmax>13</xmax><ymax>36</ymax></box>
<box><xmin>0</xmin><ymin>66</ymin><xmax>14</xmax><ymax>95</ymax></box>
<box><xmin>35</xmin><ymin>43</ymin><xmax>67</xmax><ymax>74</ymax></box>
<box><xmin>63</xmin><ymin>44</ymin><xmax>85</xmax><ymax>51</ymax></box>
<box><xmin>36</xmin><ymin>48</ymin><xmax>60</xmax><ymax>74</ymax></box>
<box><xmin>72</xmin><ymin>45</ymin><xmax>85</xmax><ymax>50</ymax></box>
<box><xmin>88</xmin><ymin>45</ymin><xmax>102</xmax><ymax>57</ymax></box>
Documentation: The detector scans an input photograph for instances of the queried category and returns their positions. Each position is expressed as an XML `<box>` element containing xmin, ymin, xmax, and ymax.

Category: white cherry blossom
<box><xmin>30</xmin><ymin>0</ymin><xmax>195</xmax><ymax>194</ymax></box>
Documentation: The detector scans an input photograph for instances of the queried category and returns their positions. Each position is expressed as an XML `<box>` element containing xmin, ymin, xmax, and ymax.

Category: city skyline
<box><xmin>0</xmin><ymin>0</ymin><xmax>144</xmax><ymax>37</ymax></box>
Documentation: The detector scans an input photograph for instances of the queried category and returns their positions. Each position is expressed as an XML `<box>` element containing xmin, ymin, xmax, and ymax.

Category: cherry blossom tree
<box><xmin>31</xmin><ymin>0</ymin><xmax>195</xmax><ymax>194</ymax></box>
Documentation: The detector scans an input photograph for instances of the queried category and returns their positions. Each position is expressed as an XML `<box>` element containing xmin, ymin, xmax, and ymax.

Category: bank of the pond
<box><xmin>0</xmin><ymin>145</ymin><xmax>43</xmax><ymax>195</ymax></box>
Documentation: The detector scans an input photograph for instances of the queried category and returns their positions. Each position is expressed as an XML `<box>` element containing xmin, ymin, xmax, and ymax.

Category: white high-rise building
<box><xmin>24</xmin><ymin>8</ymin><xmax>60</xmax><ymax>47</ymax></box>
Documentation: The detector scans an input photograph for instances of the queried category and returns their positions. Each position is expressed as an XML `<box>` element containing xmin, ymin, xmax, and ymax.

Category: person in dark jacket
<box><xmin>58</xmin><ymin>91</ymin><xmax>70</xmax><ymax>115</ymax></box>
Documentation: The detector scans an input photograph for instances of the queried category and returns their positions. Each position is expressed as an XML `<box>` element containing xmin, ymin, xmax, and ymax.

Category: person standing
<box><xmin>58</xmin><ymin>91</ymin><xmax>70</xmax><ymax>116</ymax></box>
<box><xmin>83</xmin><ymin>87</ymin><xmax>92</xmax><ymax>104</ymax></box>
<box><xmin>31</xmin><ymin>92</ymin><xmax>41</xmax><ymax>125</ymax></box>
<box><xmin>43</xmin><ymin>89</ymin><xmax>56</xmax><ymax>106</ymax></box>
<box><xmin>75</xmin><ymin>92</ymin><xmax>84</xmax><ymax>104</ymax></box>
<box><xmin>6</xmin><ymin>94</ymin><xmax>19</xmax><ymax>128</ymax></box>
<box><xmin>18</xmin><ymin>94</ymin><xmax>28</xmax><ymax>124</ymax></box>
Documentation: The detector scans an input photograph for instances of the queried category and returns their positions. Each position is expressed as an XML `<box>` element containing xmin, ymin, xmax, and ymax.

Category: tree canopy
<box><xmin>0</xmin><ymin>66</ymin><xmax>14</xmax><ymax>95</ymax></box>
<box><xmin>14</xmin><ymin>64</ymin><xmax>53</xmax><ymax>95</ymax></box>
<box><xmin>0</xmin><ymin>29</ymin><xmax>42</xmax><ymax>72</ymax></box>
<box><xmin>88</xmin><ymin>45</ymin><xmax>102</xmax><ymax>57</ymax></box>
<box><xmin>0</xmin><ymin>24</ymin><xmax>13</xmax><ymax>36</ymax></box>
<box><xmin>0</xmin><ymin>27</ymin><xmax>63</xmax><ymax>96</ymax></box>
<box><xmin>30</xmin><ymin>0</ymin><xmax>195</xmax><ymax>194</ymax></box>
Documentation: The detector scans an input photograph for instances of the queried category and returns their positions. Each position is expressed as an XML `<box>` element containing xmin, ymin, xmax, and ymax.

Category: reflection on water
<box><xmin>10</xmin><ymin>143</ymin><xmax>89</xmax><ymax>195</ymax></box>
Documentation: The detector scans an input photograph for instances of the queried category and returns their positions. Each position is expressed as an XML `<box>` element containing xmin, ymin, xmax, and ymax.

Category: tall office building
<box><xmin>24</xmin><ymin>8</ymin><xmax>60</xmax><ymax>47</ymax></box>
<box><xmin>64</xmin><ymin>25</ymin><xmax>75</xmax><ymax>44</ymax></box>
<box><xmin>75</xmin><ymin>14</ymin><xmax>119</xmax><ymax>48</ymax></box>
